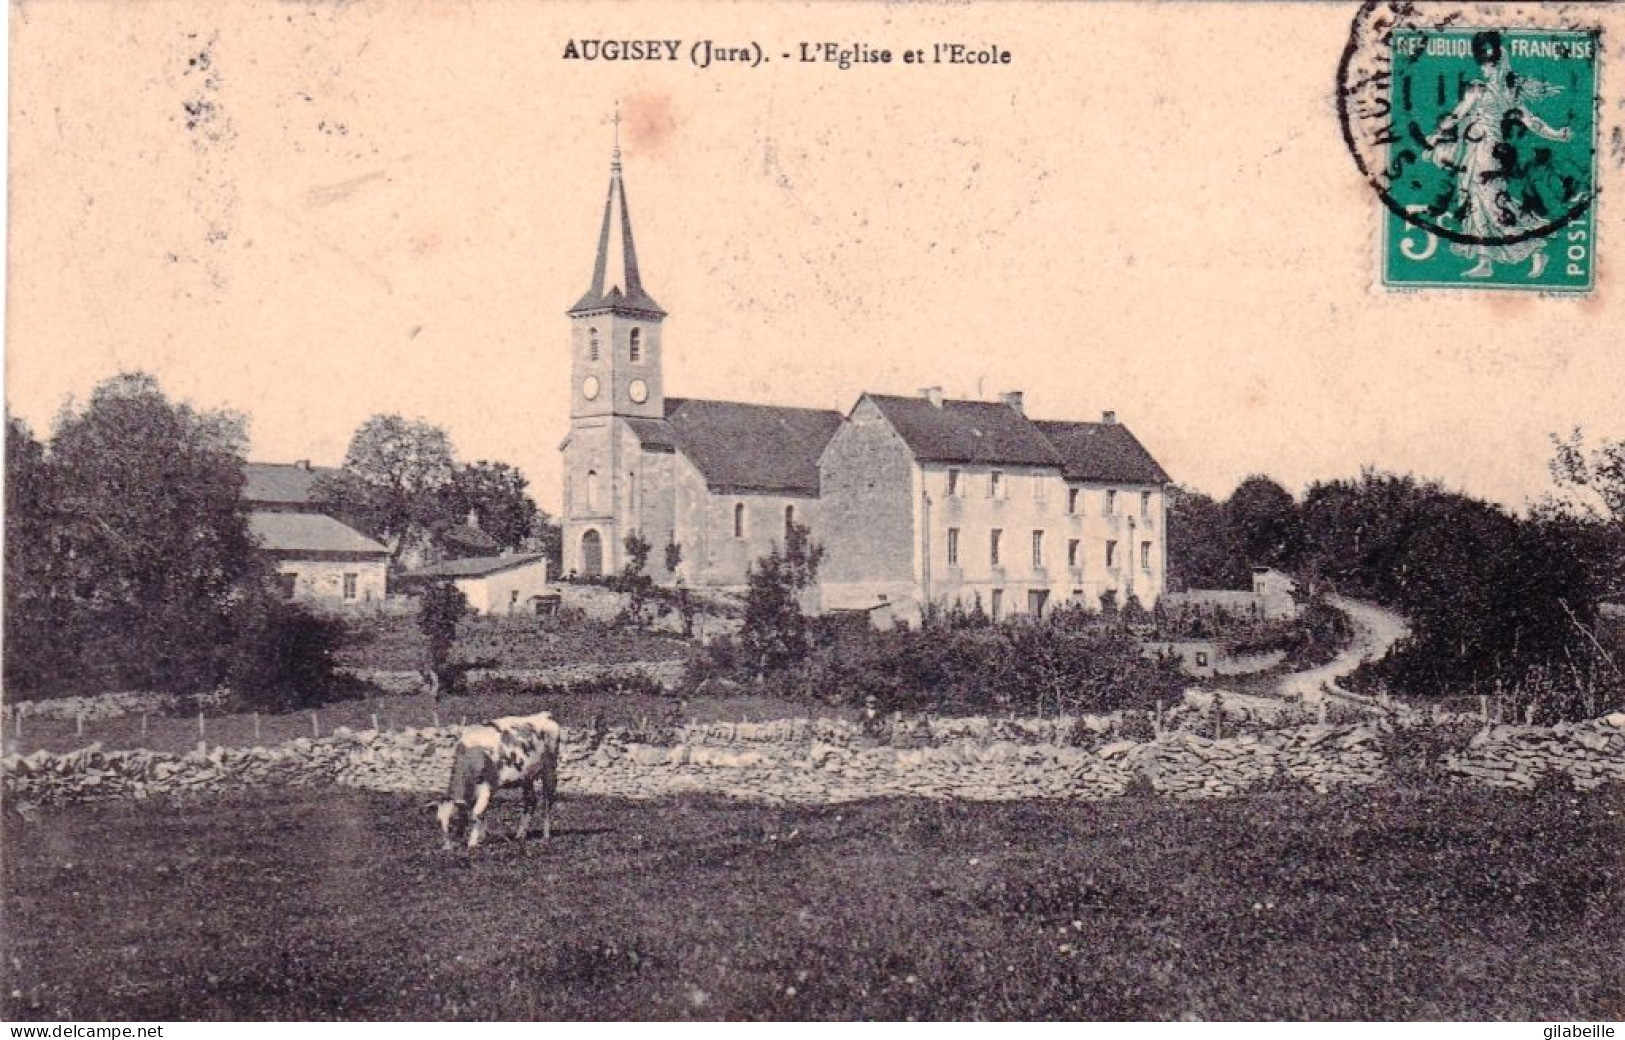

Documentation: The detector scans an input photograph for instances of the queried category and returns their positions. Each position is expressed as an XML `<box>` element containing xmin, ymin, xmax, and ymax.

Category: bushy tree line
<box><xmin>312</xmin><ymin>414</ymin><xmax>559</xmax><ymax>572</ymax></box>
<box><xmin>1169</xmin><ymin>444</ymin><xmax>1624</xmax><ymax>707</ymax></box>
<box><xmin>4</xmin><ymin>374</ymin><xmax>346</xmax><ymax>707</ymax></box>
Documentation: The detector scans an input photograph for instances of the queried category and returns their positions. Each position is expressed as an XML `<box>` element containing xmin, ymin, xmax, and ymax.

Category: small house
<box><xmin>399</xmin><ymin>554</ymin><xmax>552</xmax><ymax>615</ymax></box>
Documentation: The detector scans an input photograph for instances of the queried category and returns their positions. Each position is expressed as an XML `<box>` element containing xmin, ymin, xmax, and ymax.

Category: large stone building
<box><xmin>560</xmin><ymin>145</ymin><xmax>1171</xmax><ymax>622</ymax></box>
<box><xmin>243</xmin><ymin>462</ymin><xmax>390</xmax><ymax>607</ymax></box>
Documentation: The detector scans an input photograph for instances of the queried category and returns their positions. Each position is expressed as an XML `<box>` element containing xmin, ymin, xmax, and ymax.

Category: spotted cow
<box><xmin>435</xmin><ymin>712</ymin><xmax>561</xmax><ymax>852</ymax></box>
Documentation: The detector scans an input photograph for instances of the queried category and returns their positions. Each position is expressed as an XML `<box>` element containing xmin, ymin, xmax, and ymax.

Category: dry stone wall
<box><xmin>8</xmin><ymin>713</ymin><xmax>1620</xmax><ymax>810</ymax></box>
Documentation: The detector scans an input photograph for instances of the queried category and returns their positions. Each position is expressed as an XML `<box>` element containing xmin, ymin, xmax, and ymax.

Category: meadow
<box><xmin>4</xmin><ymin>782</ymin><xmax>1620</xmax><ymax>1020</ymax></box>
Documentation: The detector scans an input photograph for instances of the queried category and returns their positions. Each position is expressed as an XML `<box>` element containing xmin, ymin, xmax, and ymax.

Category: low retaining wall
<box><xmin>8</xmin><ymin>715</ymin><xmax>1619</xmax><ymax>809</ymax></box>
<box><xmin>1443</xmin><ymin>718</ymin><xmax>1625</xmax><ymax>791</ymax></box>
<box><xmin>341</xmin><ymin>661</ymin><xmax>688</xmax><ymax>694</ymax></box>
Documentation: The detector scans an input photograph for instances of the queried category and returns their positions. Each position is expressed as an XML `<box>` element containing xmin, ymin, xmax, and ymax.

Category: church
<box><xmin>560</xmin><ymin>142</ymin><xmax>1172</xmax><ymax>623</ymax></box>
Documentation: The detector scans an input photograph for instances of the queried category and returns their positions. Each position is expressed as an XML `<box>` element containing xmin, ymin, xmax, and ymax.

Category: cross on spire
<box><xmin>611</xmin><ymin>102</ymin><xmax>622</xmax><ymax>169</ymax></box>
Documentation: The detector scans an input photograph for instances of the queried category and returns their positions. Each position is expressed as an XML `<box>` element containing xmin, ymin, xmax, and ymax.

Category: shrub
<box><xmin>223</xmin><ymin>592</ymin><xmax>353</xmax><ymax>712</ymax></box>
<box><xmin>419</xmin><ymin>581</ymin><xmax>470</xmax><ymax>697</ymax></box>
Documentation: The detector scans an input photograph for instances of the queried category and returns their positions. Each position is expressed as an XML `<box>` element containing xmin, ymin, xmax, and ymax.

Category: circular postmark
<box><xmin>1337</xmin><ymin>1</ymin><xmax>1599</xmax><ymax>250</ymax></box>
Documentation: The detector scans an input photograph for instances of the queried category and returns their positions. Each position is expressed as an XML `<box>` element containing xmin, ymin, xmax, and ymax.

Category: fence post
<box><xmin>371</xmin><ymin>713</ymin><xmax>380</xmax><ymax>733</ymax></box>
<box><xmin>198</xmin><ymin>711</ymin><xmax>205</xmax><ymax>741</ymax></box>
<box><xmin>253</xmin><ymin>713</ymin><xmax>261</xmax><ymax>742</ymax></box>
<box><xmin>310</xmin><ymin>711</ymin><xmax>320</xmax><ymax>739</ymax></box>
<box><xmin>141</xmin><ymin>713</ymin><xmax>149</xmax><ymax>738</ymax></box>
<box><xmin>1317</xmin><ymin>699</ymin><xmax>1327</xmax><ymax>725</ymax></box>
<box><xmin>432</xmin><ymin>706</ymin><xmax>440</xmax><ymax>729</ymax></box>
<box><xmin>15</xmin><ymin>705</ymin><xmax>21</xmax><ymax>739</ymax></box>
<box><xmin>1479</xmin><ymin>695</ymin><xmax>1489</xmax><ymax>726</ymax></box>
<box><xmin>76</xmin><ymin>711</ymin><xmax>85</xmax><ymax>738</ymax></box>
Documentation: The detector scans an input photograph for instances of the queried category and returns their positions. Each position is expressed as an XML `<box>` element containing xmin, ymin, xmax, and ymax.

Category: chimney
<box><xmin>919</xmin><ymin>386</ymin><xmax>944</xmax><ymax>408</ymax></box>
<box><xmin>1101</xmin><ymin>410</ymin><xmax>1117</xmax><ymax>425</ymax></box>
<box><xmin>295</xmin><ymin>459</ymin><xmax>312</xmax><ymax>471</ymax></box>
<box><xmin>1000</xmin><ymin>391</ymin><xmax>1025</xmax><ymax>416</ymax></box>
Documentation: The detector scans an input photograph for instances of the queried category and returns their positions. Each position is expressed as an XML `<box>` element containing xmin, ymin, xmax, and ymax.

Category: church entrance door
<box><xmin>581</xmin><ymin>529</ymin><xmax>604</xmax><ymax>577</ymax></box>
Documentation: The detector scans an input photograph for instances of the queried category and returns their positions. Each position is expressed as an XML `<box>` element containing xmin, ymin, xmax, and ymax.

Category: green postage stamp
<box><xmin>1340</xmin><ymin>6</ymin><xmax>1600</xmax><ymax>292</ymax></box>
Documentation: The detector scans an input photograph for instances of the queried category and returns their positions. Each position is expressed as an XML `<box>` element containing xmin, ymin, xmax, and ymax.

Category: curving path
<box><xmin>1275</xmin><ymin>595</ymin><xmax>1409</xmax><ymax>703</ymax></box>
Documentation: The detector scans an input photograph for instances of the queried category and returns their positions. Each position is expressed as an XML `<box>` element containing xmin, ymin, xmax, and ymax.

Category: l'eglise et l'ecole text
<box><xmin>558</xmin><ymin>138</ymin><xmax>1167</xmax><ymax>627</ymax></box>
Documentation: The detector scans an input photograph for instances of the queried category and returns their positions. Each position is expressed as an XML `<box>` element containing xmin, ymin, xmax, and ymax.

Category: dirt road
<box><xmin>1276</xmin><ymin>595</ymin><xmax>1409</xmax><ymax>702</ymax></box>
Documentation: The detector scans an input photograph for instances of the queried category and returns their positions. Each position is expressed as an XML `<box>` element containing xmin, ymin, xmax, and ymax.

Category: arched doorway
<box><xmin>581</xmin><ymin>529</ymin><xmax>603</xmax><ymax>577</ymax></box>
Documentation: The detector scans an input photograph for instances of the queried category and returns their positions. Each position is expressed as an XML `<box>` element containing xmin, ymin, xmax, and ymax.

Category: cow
<box><xmin>435</xmin><ymin>712</ymin><xmax>561</xmax><ymax>853</ymax></box>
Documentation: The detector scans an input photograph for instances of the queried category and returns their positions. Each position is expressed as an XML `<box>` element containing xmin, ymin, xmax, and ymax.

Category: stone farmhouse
<box><xmin>244</xmin><ymin>461</ymin><xmax>389</xmax><ymax>607</ymax></box>
<box><xmin>561</xmin><ymin>144</ymin><xmax>1173</xmax><ymax>623</ymax></box>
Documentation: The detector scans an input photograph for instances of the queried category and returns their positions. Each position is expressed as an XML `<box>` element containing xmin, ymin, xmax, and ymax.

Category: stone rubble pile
<box><xmin>1443</xmin><ymin>714</ymin><xmax>1625</xmax><ymax>791</ymax></box>
<box><xmin>4</xmin><ymin>714</ymin><xmax>1620</xmax><ymax>810</ymax></box>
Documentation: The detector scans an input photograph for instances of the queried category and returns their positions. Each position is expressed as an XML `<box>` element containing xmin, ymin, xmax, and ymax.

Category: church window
<box><xmin>990</xmin><ymin>589</ymin><xmax>1004</xmax><ymax>622</ymax></box>
<box><xmin>946</xmin><ymin>527</ymin><xmax>960</xmax><ymax>566</ymax></box>
<box><xmin>629</xmin><ymin>328</ymin><xmax>642</xmax><ymax>362</ymax></box>
<box><xmin>990</xmin><ymin>528</ymin><xmax>1003</xmax><ymax>567</ymax></box>
<box><xmin>1068</xmin><ymin>538</ymin><xmax>1080</xmax><ymax>568</ymax></box>
<box><xmin>734</xmin><ymin>502</ymin><xmax>746</xmax><ymax>539</ymax></box>
<box><xmin>989</xmin><ymin>471</ymin><xmax>1004</xmax><ymax>499</ymax></box>
<box><xmin>1106</xmin><ymin>539</ymin><xmax>1118</xmax><ymax>569</ymax></box>
<box><xmin>628</xmin><ymin>471</ymin><xmax>637</xmax><ymax>515</ymax></box>
<box><xmin>1068</xmin><ymin>488</ymin><xmax>1081</xmax><ymax>514</ymax></box>
<box><xmin>1032</xmin><ymin>530</ymin><xmax>1044</xmax><ymax>569</ymax></box>
<box><xmin>343</xmin><ymin>574</ymin><xmax>357</xmax><ymax>600</ymax></box>
<box><xmin>1105</xmin><ymin>489</ymin><xmax>1118</xmax><ymax>514</ymax></box>
<box><xmin>1141</xmin><ymin>540</ymin><xmax>1153</xmax><ymax>570</ymax></box>
<box><xmin>785</xmin><ymin>505</ymin><xmax>795</xmax><ymax>542</ymax></box>
<box><xmin>589</xmin><ymin>328</ymin><xmax>600</xmax><ymax>362</ymax></box>
<box><xmin>947</xmin><ymin>468</ymin><xmax>960</xmax><ymax>496</ymax></box>
<box><xmin>586</xmin><ymin>470</ymin><xmax>599</xmax><ymax>512</ymax></box>
<box><xmin>1141</xmin><ymin>491</ymin><xmax>1152</xmax><ymax>517</ymax></box>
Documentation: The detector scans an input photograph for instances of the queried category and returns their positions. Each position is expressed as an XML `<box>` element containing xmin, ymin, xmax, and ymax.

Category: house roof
<box><xmin>865</xmin><ymin>395</ymin><xmax>1062</xmax><ymax>468</ymax></box>
<box><xmin>440</xmin><ymin>524</ymin><xmax>502</xmax><ymax>554</ymax></box>
<box><xmin>1031</xmin><ymin>420</ymin><xmax>1172</xmax><ymax>484</ymax></box>
<box><xmin>243</xmin><ymin>462</ymin><xmax>338</xmax><ymax>506</ymax></box>
<box><xmin>662</xmin><ymin>397</ymin><xmax>844</xmax><ymax>495</ymax></box>
<box><xmin>399</xmin><ymin>554</ymin><xmax>547</xmax><ymax>580</ymax></box>
<box><xmin>249</xmin><ymin>511</ymin><xmax>388</xmax><ymax>557</ymax></box>
<box><xmin>862</xmin><ymin>395</ymin><xmax>1171</xmax><ymax>484</ymax></box>
<box><xmin>624</xmin><ymin>416</ymin><xmax>678</xmax><ymax>453</ymax></box>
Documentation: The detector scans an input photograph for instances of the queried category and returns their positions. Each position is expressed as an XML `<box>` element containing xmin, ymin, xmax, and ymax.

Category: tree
<box><xmin>1165</xmin><ymin>484</ymin><xmax>1248</xmax><ymax>590</ymax></box>
<box><xmin>42</xmin><ymin>373</ymin><xmax>263</xmax><ymax>691</ymax></box>
<box><xmin>740</xmin><ymin>522</ymin><xmax>825</xmax><ymax>677</ymax></box>
<box><xmin>315</xmin><ymin>414</ymin><xmax>458</xmax><ymax>564</ymax></box>
<box><xmin>1224</xmin><ymin>474</ymin><xmax>1302</xmax><ymax>572</ymax></box>
<box><xmin>619</xmin><ymin>530</ymin><xmax>655</xmax><ymax>627</ymax></box>
<box><xmin>4</xmin><ymin>413</ymin><xmax>64</xmax><ymax>691</ymax></box>
<box><xmin>1549</xmin><ymin>428</ymin><xmax>1625</xmax><ymax>523</ymax></box>
<box><xmin>440</xmin><ymin>461</ymin><xmax>539</xmax><ymax>552</ymax></box>
<box><xmin>419</xmin><ymin>581</ymin><xmax>469</xmax><ymax>698</ymax></box>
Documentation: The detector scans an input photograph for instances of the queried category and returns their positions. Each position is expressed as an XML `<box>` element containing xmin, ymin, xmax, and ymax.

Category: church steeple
<box><xmin>569</xmin><ymin>110</ymin><xmax>664</xmax><ymax>319</ymax></box>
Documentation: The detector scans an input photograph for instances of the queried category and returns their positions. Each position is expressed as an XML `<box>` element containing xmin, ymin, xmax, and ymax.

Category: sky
<box><xmin>8</xmin><ymin>1</ymin><xmax>1624</xmax><ymax>516</ymax></box>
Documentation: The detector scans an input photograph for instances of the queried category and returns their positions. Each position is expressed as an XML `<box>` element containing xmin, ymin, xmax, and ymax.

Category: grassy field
<box><xmin>336</xmin><ymin>613</ymin><xmax>693</xmax><ymax>672</ymax></box>
<box><xmin>4</xmin><ymin>784</ymin><xmax>1621</xmax><ymax>1020</ymax></box>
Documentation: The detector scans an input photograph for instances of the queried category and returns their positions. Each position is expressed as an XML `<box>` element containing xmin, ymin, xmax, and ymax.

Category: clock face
<box><xmin>628</xmin><ymin>379</ymin><xmax>649</xmax><ymax>404</ymax></box>
<box><xmin>581</xmin><ymin>376</ymin><xmax>600</xmax><ymax>401</ymax></box>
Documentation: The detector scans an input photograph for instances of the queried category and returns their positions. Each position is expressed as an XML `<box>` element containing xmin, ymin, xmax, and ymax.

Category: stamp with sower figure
<box><xmin>1339</xmin><ymin>3</ymin><xmax>1599</xmax><ymax>291</ymax></box>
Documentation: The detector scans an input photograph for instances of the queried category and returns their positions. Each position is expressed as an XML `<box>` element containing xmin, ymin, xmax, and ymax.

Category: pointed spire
<box><xmin>569</xmin><ymin>107</ymin><xmax>664</xmax><ymax>318</ymax></box>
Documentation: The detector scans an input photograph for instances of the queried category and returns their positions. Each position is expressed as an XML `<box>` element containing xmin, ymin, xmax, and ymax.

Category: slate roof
<box><xmin>399</xmin><ymin>554</ymin><xmax>547</xmax><ymax>580</ymax></box>
<box><xmin>440</xmin><ymin>524</ymin><xmax>502</xmax><ymax>555</ymax></box>
<box><xmin>1031</xmin><ymin>420</ymin><xmax>1172</xmax><ymax>484</ymax></box>
<box><xmin>863</xmin><ymin>395</ymin><xmax>1171</xmax><ymax>484</ymax></box>
<box><xmin>866</xmin><ymin>395</ymin><xmax>1062</xmax><ymax>468</ymax></box>
<box><xmin>660</xmin><ymin>398</ymin><xmax>844</xmax><ymax>495</ymax></box>
<box><xmin>243</xmin><ymin>462</ymin><xmax>338</xmax><ymax>506</ymax></box>
<box><xmin>249</xmin><ymin>512</ymin><xmax>389</xmax><ymax>557</ymax></box>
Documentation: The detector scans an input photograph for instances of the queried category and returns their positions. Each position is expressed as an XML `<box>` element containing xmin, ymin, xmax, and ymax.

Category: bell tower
<box><xmin>562</xmin><ymin>114</ymin><xmax>666</xmax><ymax>578</ymax></box>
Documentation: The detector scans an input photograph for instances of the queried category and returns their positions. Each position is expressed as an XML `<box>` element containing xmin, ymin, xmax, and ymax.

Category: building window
<box><xmin>1033</xmin><ymin>476</ymin><xmax>1045</xmax><ymax>502</ymax></box>
<box><xmin>1028</xmin><ymin>590</ymin><xmax>1049</xmax><ymax>616</ymax></box>
<box><xmin>627</xmin><ymin>471</ymin><xmax>637</xmax><ymax>515</ymax></box>
<box><xmin>586</xmin><ymin>470</ymin><xmax>598</xmax><ymax>512</ymax></box>
<box><xmin>1141</xmin><ymin>490</ymin><xmax>1152</xmax><ymax>517</ymax></box>
<box><xmin>510</xmin><ymin>589</ymin><xmax>521</xmax><ymax>610</ymax></box>
<box><xmin>1068</xmin><ymin>487</ymin><xmax>1081</xmax><ymax>515</ymax></box>
<box><xmin>1067</xmin><ymin>538</ymin><xmax>1080</xmax><ymax>568</ymax></box>
<box><xmin>990</xmin><ymin>528</ymin><xmax>1003</xmax><ymax>567</ymax></box>
<box><xmin>1195</xmin><ymin>651</ymin><xmax>1210</xmax><ymax>668</ymax></box>
<box><xmin>734</xmin><ymin>502</ymin><xmax>746</xmax><ymax>539</ymax></box>
<box><xmin>947</xmin><ymin>527</ymin><xmax>960</xmax><ymax>566</ymax></box>
<box><xmin>990</xmin><ymin>589</ymin><xmax>1004</xmax><ymax>622</ymax></box>
<box><xmin>342</xmin><ymin>573</ymin><xmax>357</xmax><ymax>600</ymax></box>
<box><xmin>989</xmin><ymin>470</ymin><xmax>1003</xmax><ymax>499</ymax></box>
<box><xmin>1031</xmin><ymin>530</ymin><xmax>1044</xmax><ymax>569</ymax></box>
<box><xmin>785</xmin><ymin>505</ymin><xmax>796</xmax><ymax>542</ymax></box>
<box><xmin>589</xmin><ymin>328</ymin><xmax>600</xmax><ymax>362</ymax></box>
<box><xmin>629</xmin><ymin>328</ymin><xmax>643</xmax><ymax>363</ymax></box>
<box><xmin>947</xmin><ymin>468</ymin><xmax>960</xmax><ymax>497</ymax></box>
<box><xmin>277</xmin><ymin>572</ymin><xmax>297</xmax><ymax>599</ymax></box>
<box><xmin>1106</xmin><ymin>539</ymin><xmax>1118</xmax><ymax>569</ymax></box>
<box><xmin>1141</xmin><ymin>540</ymin><xmax>1153</xmax><ymax>570</ymax></box>
<box><xmin>1071</xmin><ymin>588</ymin><xmax>1084</xmax><ymax>599</ymax></box>
<box><xmin>1106</xmin><ymin>489</ymin><xmax>1117</xmax><ymax>514</ymax></box>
